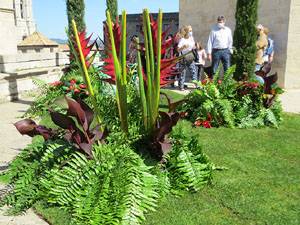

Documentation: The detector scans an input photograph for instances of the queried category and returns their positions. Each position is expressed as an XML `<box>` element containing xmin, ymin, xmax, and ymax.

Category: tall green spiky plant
<box><xmin>66</xmin><ymin>0</ymin><xmax>86</xmax><ymax>70</ymax></box>
<box><xmin>135</xmin><ymin>8</ymin><xmax>163</xmax><ymax>133</ymax></box>
<box><xmin>103</xmin><ymin>8</ymin><xmax>183</xmax><ymax>139</ymax></box>
<box><xmin>106</xmin><ymin>0</ymin><xmax>118</xmax><ymax>23</ymax></box>
<box><xmin>232</xmin><ymin>0</ymin><xmax>258</xmax><ymax>80</ymax></box>
<box><xmin>106</xmin><ymin>10</ymin><xmax>129</xmax><ymax>134</ymax></box>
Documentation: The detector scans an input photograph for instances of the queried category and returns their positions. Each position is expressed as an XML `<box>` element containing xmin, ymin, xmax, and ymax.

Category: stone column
<box><xmin>284</xmin><ymin>0</ymin><xmax>300</xmax><ymax>89</ymax></box>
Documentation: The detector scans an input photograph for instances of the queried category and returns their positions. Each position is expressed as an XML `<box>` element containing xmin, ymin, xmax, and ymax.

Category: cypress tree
<box><xmin>232</xmin><ymin>0</ymin><xmax>259</xmax><ymax>80</ymax></box>
<box><xmin>66</xmin><ymin>0</ymin><xmax>86</xmax><ymax>69</ymax></box>
<box><xmin>106</xmin><ymin>0</ymin><xmax>118</xmax><ymax>23</ymax></box>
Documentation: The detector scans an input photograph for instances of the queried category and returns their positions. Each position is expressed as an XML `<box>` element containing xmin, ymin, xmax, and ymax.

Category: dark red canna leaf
<box><xmin>13</xmin><ymin>119</ymin><xmax>54</xmax><ymax>141</ymax></box>
<box><xmin>149</xmin><ymin>111</ymin><xmax>180</xmax><ymax>159</ymax></box>
<box><xmin>264</xmin><ymin>72</ymin><xmax>278</xmax><ymax>94</ymax></box>
<box><xmin>77</xmin><ymin>98</ymin><xmax>95</xmax><ymax>131</ymax></box>
<box><xmin>160</xmin><ymin>92</ymin><xmax>190</xmax><ymax>113</ymax></box>
<box><xmin>65</xmin><ymin>96</ymin><xmax>86</xmax><ymax>129</ymax></box>
<box><xmin>13</xmin><ymin>119</ymin><xmax>37</xmax><ymax>136</ymax></box>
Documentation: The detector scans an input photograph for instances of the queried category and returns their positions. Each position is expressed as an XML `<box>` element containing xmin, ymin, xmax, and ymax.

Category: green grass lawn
<box><xmin>35</xmin><ymin>89</ymin><xmax>300</xmax><ymax>225</ymax></box>
<box><xmin>143</xmin><ymin>89</ymin><xmax>300</xmax><ymax>225</ymax></box>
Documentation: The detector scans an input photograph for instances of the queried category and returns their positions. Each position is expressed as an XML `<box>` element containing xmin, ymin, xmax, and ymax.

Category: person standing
<box><xmin>177</xmin><ymin>25</ymin><xmax>198</xmax><ymax>91</ymax></box>
<box><xmin>207</xmin><ymin>15</ymin><xmax>233</xmax><ymax>77</ymax></box>
<box><xmin>254</xmin><ymin>24</ymin><xmax>268</xmax><ymax>83</ymax></box>
<box><xmin>195</xmin><ymin>41</ymin><xmax>207</xmax><ymax>82</ymax></box>
<box><xmin>263</xmin><ymin>27</ymin><xmax>274</xmax><ymax>63</ymax></box>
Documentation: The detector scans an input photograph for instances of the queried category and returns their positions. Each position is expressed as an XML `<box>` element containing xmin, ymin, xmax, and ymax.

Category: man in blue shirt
<box><xmin>207</xmin><ymin>15</ymin><xmax>233</xmax><ymax>77</ymax></box>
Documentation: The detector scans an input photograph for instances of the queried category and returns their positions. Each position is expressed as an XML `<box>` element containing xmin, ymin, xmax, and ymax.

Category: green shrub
<box><xmin>179</xmin><ymin>66</ymin><xmax>283</xmax><ymax>128</ymax></box>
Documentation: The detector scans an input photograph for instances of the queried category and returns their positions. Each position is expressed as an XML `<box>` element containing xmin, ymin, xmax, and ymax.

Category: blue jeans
<box><xmin>179</xmin><ymin>61</ymin><xmax>198</xmax><ymax>88</ymax></box>
<box><xmin>254</xmin><ymin>63</ymin><xmax>264</xmax><ymax>84</ymax></box>
<box><xmin>212</xmin><ymin>49</ymin><xmax>230</xmax><ymax>77</ymax></box>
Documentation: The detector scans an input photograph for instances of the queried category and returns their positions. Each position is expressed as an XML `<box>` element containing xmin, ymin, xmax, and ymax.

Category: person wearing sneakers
<box><xmin>177</xmin><ymin>25</ymin><xmax>198</xmax><ymax>91</ymax></box>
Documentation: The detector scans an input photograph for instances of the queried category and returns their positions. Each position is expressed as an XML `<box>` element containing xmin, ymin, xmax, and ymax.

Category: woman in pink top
<box><xmin>195</xmin><ymin>41</ymin><xmax>207</xmax><ymax>82</ymax></box>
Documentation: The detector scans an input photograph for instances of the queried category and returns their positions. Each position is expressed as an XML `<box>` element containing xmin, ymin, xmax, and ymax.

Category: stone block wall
<box><xmin>0</xmin><ymin>66</ymin><xmax>67</xmax><ymax>103</ymax></box>
<box><xmin>0</xmin><ymin>52</ymin><xmax>69</xmax><ymax>73</ymax></box>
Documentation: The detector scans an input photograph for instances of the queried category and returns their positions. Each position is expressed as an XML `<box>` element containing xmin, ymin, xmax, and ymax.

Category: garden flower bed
<box><xmin>0</xmin><ymin>9</ymin><xmax>213</xmax><ymax>225</ymax></box>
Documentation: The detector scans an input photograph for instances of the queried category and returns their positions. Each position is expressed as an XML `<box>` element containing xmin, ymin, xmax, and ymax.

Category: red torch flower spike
<box><xmin>70</xmin><ymin>28</ymin><xmax>97</xmax><ymax>70</ymax></box>
<box><xmin>100</xmin><ymin>18</ymin><xmax>129</xmax><ymax>85</ymax></box>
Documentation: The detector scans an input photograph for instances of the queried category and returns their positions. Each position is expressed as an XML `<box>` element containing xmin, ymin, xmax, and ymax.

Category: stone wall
<box><xmin>0</xmin><ymin>66</ymin><xmax>67</xmax><ymax>103</ymax></box>
<box><xmin>179</xmin><ymin>0</ymin><xmax>300</xmax><ymax>89</ymax></box>
<box><xmin>0</xmin><ymin>2</ymin><xmax>18</xmax><ymax>55</ymax></box>
<box><xmin>0</xmin><ymin>52</ymin><xmax>69</xmax><ymax>73</ymax></box>
<box><xmin>285</xmin><ymin>0</ymin><xmax>300</xmax><ymax>89</ymax></box>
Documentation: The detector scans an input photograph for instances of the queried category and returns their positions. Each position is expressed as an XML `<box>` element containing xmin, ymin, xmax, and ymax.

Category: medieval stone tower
<box><xmin>0</xmin><ymin>0</ymin><xmax>36</xmax><ymax>54</ymax></box>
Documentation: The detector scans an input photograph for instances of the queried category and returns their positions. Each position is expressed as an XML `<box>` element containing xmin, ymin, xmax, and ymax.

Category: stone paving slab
<box><xmin>0</xmin><ymin>98</ymin><xmax>48</xmax><ymax>225</ymax></box>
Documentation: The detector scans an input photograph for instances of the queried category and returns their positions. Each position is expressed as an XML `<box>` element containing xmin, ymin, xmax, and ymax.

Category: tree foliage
<box><xmin>106</xmin><ymin>0</ymin><xmax>118</xmax><ymax>23</ymax></box>
<box><xmin>232</xmin><ymin>0</ymin><xmax>259</xmax><ymax>80</ymax></box>
<box><xmin>66</xmin><ymin>0</ymin><xmax>86</xmax><ymax>69</ymax></box>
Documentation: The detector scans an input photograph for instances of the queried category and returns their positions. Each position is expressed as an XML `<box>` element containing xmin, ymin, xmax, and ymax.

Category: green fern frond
<box><xmin>216</xmin><ymin>99</ymin><xmax>235</xmax><ymax>128</ymax></box>
<box><xmin>31</xmin><ymin>76</ymin><xmax>49</xmax><ymax>88</ymax></box>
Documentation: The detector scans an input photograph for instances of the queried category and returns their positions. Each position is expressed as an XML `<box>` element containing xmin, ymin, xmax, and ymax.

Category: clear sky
<box><xmin>32</xmin><ymin>0</ymin><xmax>179</xmax><ymax>39</ymax></box>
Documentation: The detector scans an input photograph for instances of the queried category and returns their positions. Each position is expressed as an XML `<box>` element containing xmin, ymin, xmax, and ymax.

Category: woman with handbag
<box><xmin>177</xmin><ymin>25</ymin><xmax>198</xmax><ymax>91</ymax></box>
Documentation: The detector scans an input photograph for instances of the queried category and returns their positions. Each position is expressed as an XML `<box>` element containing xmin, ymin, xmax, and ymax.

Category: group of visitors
<box><xmin>173</xmin><ymin>15</ymin><xmax>233</xmax><ymax>91</ymax></box>
<box><xmin>128</xmin><ymin>15</ymin><xmax>275</xmax><ymax>90</ymax></box>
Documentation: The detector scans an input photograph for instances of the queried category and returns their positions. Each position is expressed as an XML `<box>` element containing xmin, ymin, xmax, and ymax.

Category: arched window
<box><xmin>20</xmin><ymin>0</ymin><xmax>24</xmax><ymax>19</ymax></box>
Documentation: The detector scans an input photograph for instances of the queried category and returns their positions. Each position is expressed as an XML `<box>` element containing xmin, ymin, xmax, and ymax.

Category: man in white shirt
<box><xmin>207</xmin><ymin>15</ymin><xmax>233</xmax><ymax>77</ymax></box>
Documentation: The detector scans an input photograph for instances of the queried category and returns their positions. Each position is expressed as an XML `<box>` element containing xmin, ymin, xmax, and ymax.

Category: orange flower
<box><xmin>194</xmin><ymin>120</ymin><xmax>201</xmax><ymax>127</ymax></box>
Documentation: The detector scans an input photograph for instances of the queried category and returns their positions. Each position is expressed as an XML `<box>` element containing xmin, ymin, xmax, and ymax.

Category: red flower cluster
<box><xmin>50</xmin><ymin>80</ymin><xmax>62</xmax><ymax>87</ymax></box>
<box><xmin>68</xmin><ymin>78</ymin><xmax>88</xmax><ymax>94</ymax></box>
<box><xmin>237</xmin><ymin>78</ymin><xmax>260</xmax><ymax>96</ymax></box>
<box><xmin>194</xmin><ymin>114</ymin><xmax>212</xmax><ymax>128</ymax></box>
<box><xmin>202</xmin><ymin>77</ymin><xmax>212</xmax><ymax>85</ymax></box>
<box><xmin>202</xmin><ymin>121</ymin><xmax>211</xmax><ymax>128</ymax></box>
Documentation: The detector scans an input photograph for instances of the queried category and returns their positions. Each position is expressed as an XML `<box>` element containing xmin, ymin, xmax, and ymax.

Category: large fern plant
<box><xmin>179</xmin><ymin>65</ymin><xmax>283</xmax><ymax>128</ymax></box>
<box><xmin>0</xmin><ymin>126</ymin><xmax>212</xmax><ymax>224</ymax></box>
